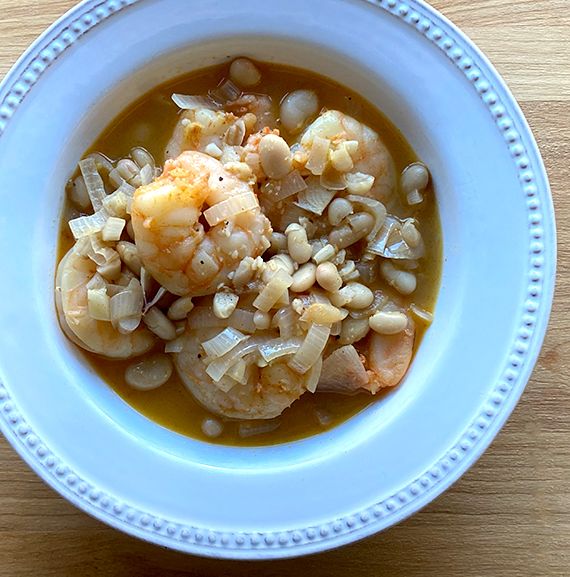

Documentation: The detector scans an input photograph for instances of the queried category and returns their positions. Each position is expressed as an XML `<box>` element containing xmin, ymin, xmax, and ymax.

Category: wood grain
<box><xmin>1</xmin><ymin>1</ymin><xmax>568</xmax><ymax>575</ymax></box>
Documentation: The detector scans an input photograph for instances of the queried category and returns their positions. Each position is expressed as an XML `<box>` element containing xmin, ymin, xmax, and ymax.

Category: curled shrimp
<box><xmin>299</xmin><ymin>110</ymin><xmax>396</xmax><ymax>200</ymax></box>
<box><xmin>55</xmin><ymin>246</ymin><xmax>155</xmax><ymax>359</ymax></box>
<box><xmin>131</xmin><ymin>151</ymin><xmax>272</xmax><ymax>297</ymax></box>
<box><xmin>174</xmin><ymin>328</ymin><xmax>311</xmax><ymax>420</ymax></box>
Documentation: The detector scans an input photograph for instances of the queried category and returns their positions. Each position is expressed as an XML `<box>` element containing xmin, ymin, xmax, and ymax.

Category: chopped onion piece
<box><xmin>273</xmin><ymin>170</ymin><xmax>307</xmax><ymax>200</ymax></box>
<box><xmin>258</xmin><ymin>337</ymin><xmax>303</xmax><ymax>362</ymax></box>
<box><xmin>79</xmin><ymin>157</ymin><xmax>107</xmax><ymax>211</ymax></box>
<box><xmin>320</xmin><ymin>165</ymin><xmax>347</xmax><ymax>191</ymax></box>
<box><xmin>410</xmin><ymin>303</ymin><xmax>433</xmax><ymax>325</ymax></box>
<box><xmin>274</xmin><ymin>307</ymin><xmax>298</xmax><ymax>339</ymax></box>
<box><xmin>187</xmin><ymin>307</ymin><xmax>256</xmax><ymax>333</ymax></box>
<box><xmin>253</xmin><ymin>269</ymin><xmax>294</xmax><ymax>313</ymax></box>
<box><xmin>202</xmin><ymin>327</ymin><xmax>248</xmax><ymax>358</ymax></box>
<box><xmin>205</xmin><ymin>338</ymin><xmax>259</xmax><ymax>383</ymax></box>
<box><xmin>210</xmin><ymin>78</ymin><xmax>241</xmax><ymax>103</ymax></box>
<box><xmin>144</xmin><ymin>286</ymin><xmax>167</xmax><ymax>314</ymax></box>
<box><xmin>238</xmin><ymin>419</ymin><xmax>280</xmax><ymax>438</ymax></box>
<box><xmin>110</xmin><ymin>284</ymin><xmax>143</xmax><ymax>330</ymax></box>
<box><xmin>139</xmin><ymin>164</ymin><xmax>154</xmax><ymax>186</ymax></box>
<box><xmin>101</xmin><ymin>216</ymin><xmax>126</xmax><ymax>242</ymax></box>
<box><xmin>368</xmin><ymin>215</ymin><xmax>425</xmax><ymax>260</ymax></box>
<box><xmin>346</xmin><ymin>195</ymin><xmax>387</xmax><ymax>241</ymax></box>
<box><xmin>295</xmin><ymin>177</ymin><xmax>336</xmax><ymax>215</ymax></box>
<box><xmin>102</xmin><ymin>189</ymin><xmax>129</xmax><ymax>218</ymax></box>
<box><xmin>164</xmin><ymin>336</ymin><xmax>185</xmax><ymax>354</ymax></box>
<box><xmin>172</xmin><ymin>93</ymin><xmax>219</xmax><ymax>110</ymax></box>
<box><xmin>204</xmin><ymin>190</ymin><xmax>259</xmax><ymax>226</ymax></box>
<box><xmin>68</xmin><ymin>209</ymin><xmax>109</xmax><ymax>239</ymax></box>
<box><xmin>288</xmin><ymin>323</ymin><xmax>331</xmax><ymax>374</ymax></box>
<box><xmin>226</xmin><ymin>358</ymin><xmax>248</xmax><ymax>384</ymax></box>
<box><xmin>318</xmin><ymin>345</ymin><xmax>369</xmax><ymax>393</ymax></box>
<box><xmin>305</xmin><ymin>136</ymin><xmax>330</xmax><ymax>175</ymax></box>
<box><xmin>305</xmin><ymin>355</ymin><xmax>323</xmax><ymax>393</ymax></box>
<box><xmin>86</xmin><ymin>272</ymin><xmax>106</xmax><ymax>290</ymax></box>
<box><xmin>87</xmin><ymin>287</ymin><xmax>111</xmax><ymax>321</ymax></box>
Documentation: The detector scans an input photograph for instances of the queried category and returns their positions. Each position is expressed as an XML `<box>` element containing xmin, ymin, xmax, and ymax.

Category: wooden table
<box><xmin>1</xmin><ymin>1</ymin><xmax>568</xmax><ymax>575</ymax></box>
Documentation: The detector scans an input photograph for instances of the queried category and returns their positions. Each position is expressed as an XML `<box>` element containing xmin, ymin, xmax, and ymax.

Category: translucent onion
<box><xmin>305</xmin><ymin>355</ymin><xmax>323</xmax><ymax>393</ymax></box>
<box><xmin>79</xmin><ymin>157</ymin><xmax>107</xmax><ymax>211</ymax></box>
<box><xmin>348</xmin><ymin>290</ymin><xmax>386</xmax><ymax>319</ymax></box>
<box><xmin>274</xmin><ymin>307</ymin><xmax>298</xmax><ymax>339</ymax></box>
<box><xmin>320</xmin><ymin>165</ymin><xmax>347</xmax><ymax>191</ymax></box>
<box><xmin>102</xmin><ymin>189</ymin><xmax>129</xmax><ymax>218</ymax></box>
<box><xmin>238</xmin><ymin>419</ymin><xmax>280</xmax><ymax>438</ymax></box>
<box><xmin>172</xmin><ymin>93</ymin><xmax>219</xmax><ymax>110</ymax></box>
<box><xmin>205</xmin><ymin>339</ymin><xmax>260</xmax><ymax>383</ymax></box>
<box><xmin>202</xmin><ymin>327</ymin><xmax>248</xmax><ymax>359</ymax></box>
<box><xmin>317</xmin><ymin>345</ymin><xmax>369</xmax><ymax>393</ymax></box>
<box><xmin>144</xmin><ymin>287</ymin><xmax>168</xmax><ymax>314</ymax></box>
<box><xmin>273</xmin><ymin>170</ymin><xmax>307</xmax><ymax>200</ymax></box>
<box><xmin>110</xmin><ymin>283</ymin><xmax>143</xmax><ymax>331</ymax></box>
<box><xmin>346</xmin><ymin>195</ymin><xmax>387</xmax><ymax>241</ymax></box>
<box><xmin>68</xmin><ymin>209</ymin><xmax>110</xmax><ymax>239</ymax></box>
<box><xmin>410</xmin><ymin>303</ymin><xmax>434</xmax><ymax>325</ymax></box>
<box><xmin>305</xmin><ymin>136</ymin><xmax>330</xmax><ymax>175</ymax></box>
<box><xmin>209</xmin><ymin>78</ymin><xmax>241</xmax><ymax>103</ymax></box>
<box><xmin>187</xmin><ymin>307</ymin><xmax>256</xmax><ymax>333</ymax></box>
<box><xmin>253</xmin><ymin>269</ymin><xmax>294</xmax><ymax>313</ymax></box>
<box><xmin>85</xmin><ymin>272</ymin><xmax>106</xmax><ymax>290</ymax></box>
<box><xmin>368</xmin><ymin>215</ymin><xmax>425</xmax><ymax>260</ymax></box>
<box><xmin>101</xmin><ymin>216</ymin><xmax>126</xmax><ymax>242</ymax></box>
<box><xmin>164</xmin><ymin>336</ymin><xmax>185</xmax><ymax>354</ymax></box>
<box><xmin>87</xmin><ymin>287</ymin><xmax>111</xmax><ymax>321</ymax></box>
<box><xmin>295</xmin><ymin>177</ymin><xmax>335</xmax><ymax>216</ymax></box>
<box><xmin>204</xmin><ymin>190</ymin><xmax>259</xmax><ymax>226</ymax></box>
<box><xmin>226</xmin><ymin>358</ymin><xmax>248</xmax><ymax>384</ymax></box>
<box><xmin>258</xmin><ymin>337</ymin><xmax>303</xmax><ymax>363</ymax></box>
<box><xmin>288</xmin><ymin>323</ymin><xmax>331</xmax><ymax>374</ymax></box>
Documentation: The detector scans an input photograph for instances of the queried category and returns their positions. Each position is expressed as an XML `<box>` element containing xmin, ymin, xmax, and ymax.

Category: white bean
<box><xmin>290</xmin><ymin>262</ymin><xmax>317</xmax><ymax>293</ymax></box>
<box><xmin>401</xmin><ymin>162</ymin><xmax>429</xmax><ymax>205</ymax></box>
<box><xmin>253</xmin><ymin>310</ymin><xmax>272</xmax><ymax>330</ymax></box>
<box><xmin>381</xmin><ymin>261</ymin><xmax>417</xmax><ymax>295</ymax></box>
<box><xmin>259</xmin><ymin>134</ymin><xmax>292</xmax><ymax>179</ymax></box>
<box><xmin>213</xmin><ymin>292</ymin><xmax>239</xmax><ymax>319</ymax></box>
<box><xmin>131</xmin><ymin>147</ymin><xmax>155</xmax><ymax>170</ymax></box>
<box><xmin>316</xmin><ymin>262</ymin><xmax>343</xmax><ymax>293</ymax></box>
<box><xmin>328</xmin><ymin>212</ymin><xmax>374</xmax><ymax>249</ymax></box>
<box><xmin>201</xmin><ymin>417</ymin><xmax>224</xmax><ymax>438</ymax></box>
<box><xmin>125</xmin><ymin>354</ymin><xmax>173</xmax><ymax>390</ymax></box>
<box><xmin>330</xmin><ymin>282</ymin><xmax>374</xmax><ymax>309</ymax></box>
<box><xmin>369</xmin><ymin>311</ymin><xmax>408</xmax><ymax>334</ymax></box>
<box><xmin>327</xmin><ymin>198</ymin><xmax>354</xmax><ymax>226</ymax></box>
<box><xmin>167</xmin><ymin>296</ymin><xmax>194</xmax><ymax>321</ymax></box>
<box><xmin>116</xmin><ymin>241</ymin><xmax>142</xmax><ymax>275</ymax></box>
<box><xmin>285</xmin><ymin>223</ymin><xmax>312</xmax><ymax>264</ymax></box>
<box><xmin>270</xmin><ymin>232</ymin><xmax>287</xmax><ymax>253</ymax></box>
<box><xmin>229</xmin><ymin>58</ymin><xmax>261</xmax><ymax>88</ymax></box>
<box><xmin>143</xmin><ymin>307</ymin><xmax>177</xmax><ymax>340</ymax></box>
<box><xmin>338</xmin><ymin>317</ymin><xmax>370</xmax><ymax>345</ymax></box>
<box><xmin>280</xmin><ymin>90</ymin><xmax>319</xmax><ymax>134</ymax></box>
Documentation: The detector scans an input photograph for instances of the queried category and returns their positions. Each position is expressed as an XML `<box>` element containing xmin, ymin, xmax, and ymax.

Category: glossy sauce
<box><xmin>58</xmin><ymin>61</ymin><xmax>442</xmax><ymax>446</ymax></box>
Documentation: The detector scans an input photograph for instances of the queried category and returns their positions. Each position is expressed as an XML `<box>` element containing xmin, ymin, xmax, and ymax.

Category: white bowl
<box><xmin>0</xmin><ymin>0</ymin><xmax>555</xmax><ymax>559</ymax></box>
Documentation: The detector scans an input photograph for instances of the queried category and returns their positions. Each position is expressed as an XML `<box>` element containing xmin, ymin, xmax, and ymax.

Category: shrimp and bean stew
<box><xmin>56</xmin><ymin>59</ymin><xmax>441</xmax><ymax>445</ymax></box>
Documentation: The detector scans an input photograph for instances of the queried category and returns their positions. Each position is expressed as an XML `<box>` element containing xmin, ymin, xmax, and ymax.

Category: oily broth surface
<box><xmin>57</xmin><ymin>60</ymin><xmax>442</xmax><ymax>446</ymax></box>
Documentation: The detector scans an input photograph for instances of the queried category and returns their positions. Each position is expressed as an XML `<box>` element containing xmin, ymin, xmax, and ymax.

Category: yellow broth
<box><xmin>57</xmin><ymin>60</ymin><xmax>442</xmax><ymax>446</ymax></box>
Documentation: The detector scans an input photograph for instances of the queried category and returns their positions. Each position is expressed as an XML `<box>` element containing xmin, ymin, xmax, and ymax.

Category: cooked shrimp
<box><xmin>174</xmin><ymin>328</ymin><xmax>310</xmax><ymax>419</ymax></box>
<box><xmin>367</xmin><ymin>318</ymin><xmax>415</xmax><ymax>390</ymax></box>
<box><xmin>299</xmin><ymin>110</ymin><xmax>396</xmax><ymax>200</ymax></box>
<box><xmin>55</xmin><ymin>246</ymin><xmax>155</xmax><ymax>359</ymax></box>
<box><xmin>131</xmin><ymin>151</ymin><xmax>272</xmax><ymax>297</ymax></box>
<box><xmin>165</xmin><ymin>108</ymin><xmax>239</xmax><ymax>160</ymax></box>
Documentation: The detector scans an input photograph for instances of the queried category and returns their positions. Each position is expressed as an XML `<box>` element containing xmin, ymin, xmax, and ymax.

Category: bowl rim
<box><xmin>0</xmin><ymin>0</ymin><xmax>556</xmax><ymax>559</ymax></box>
